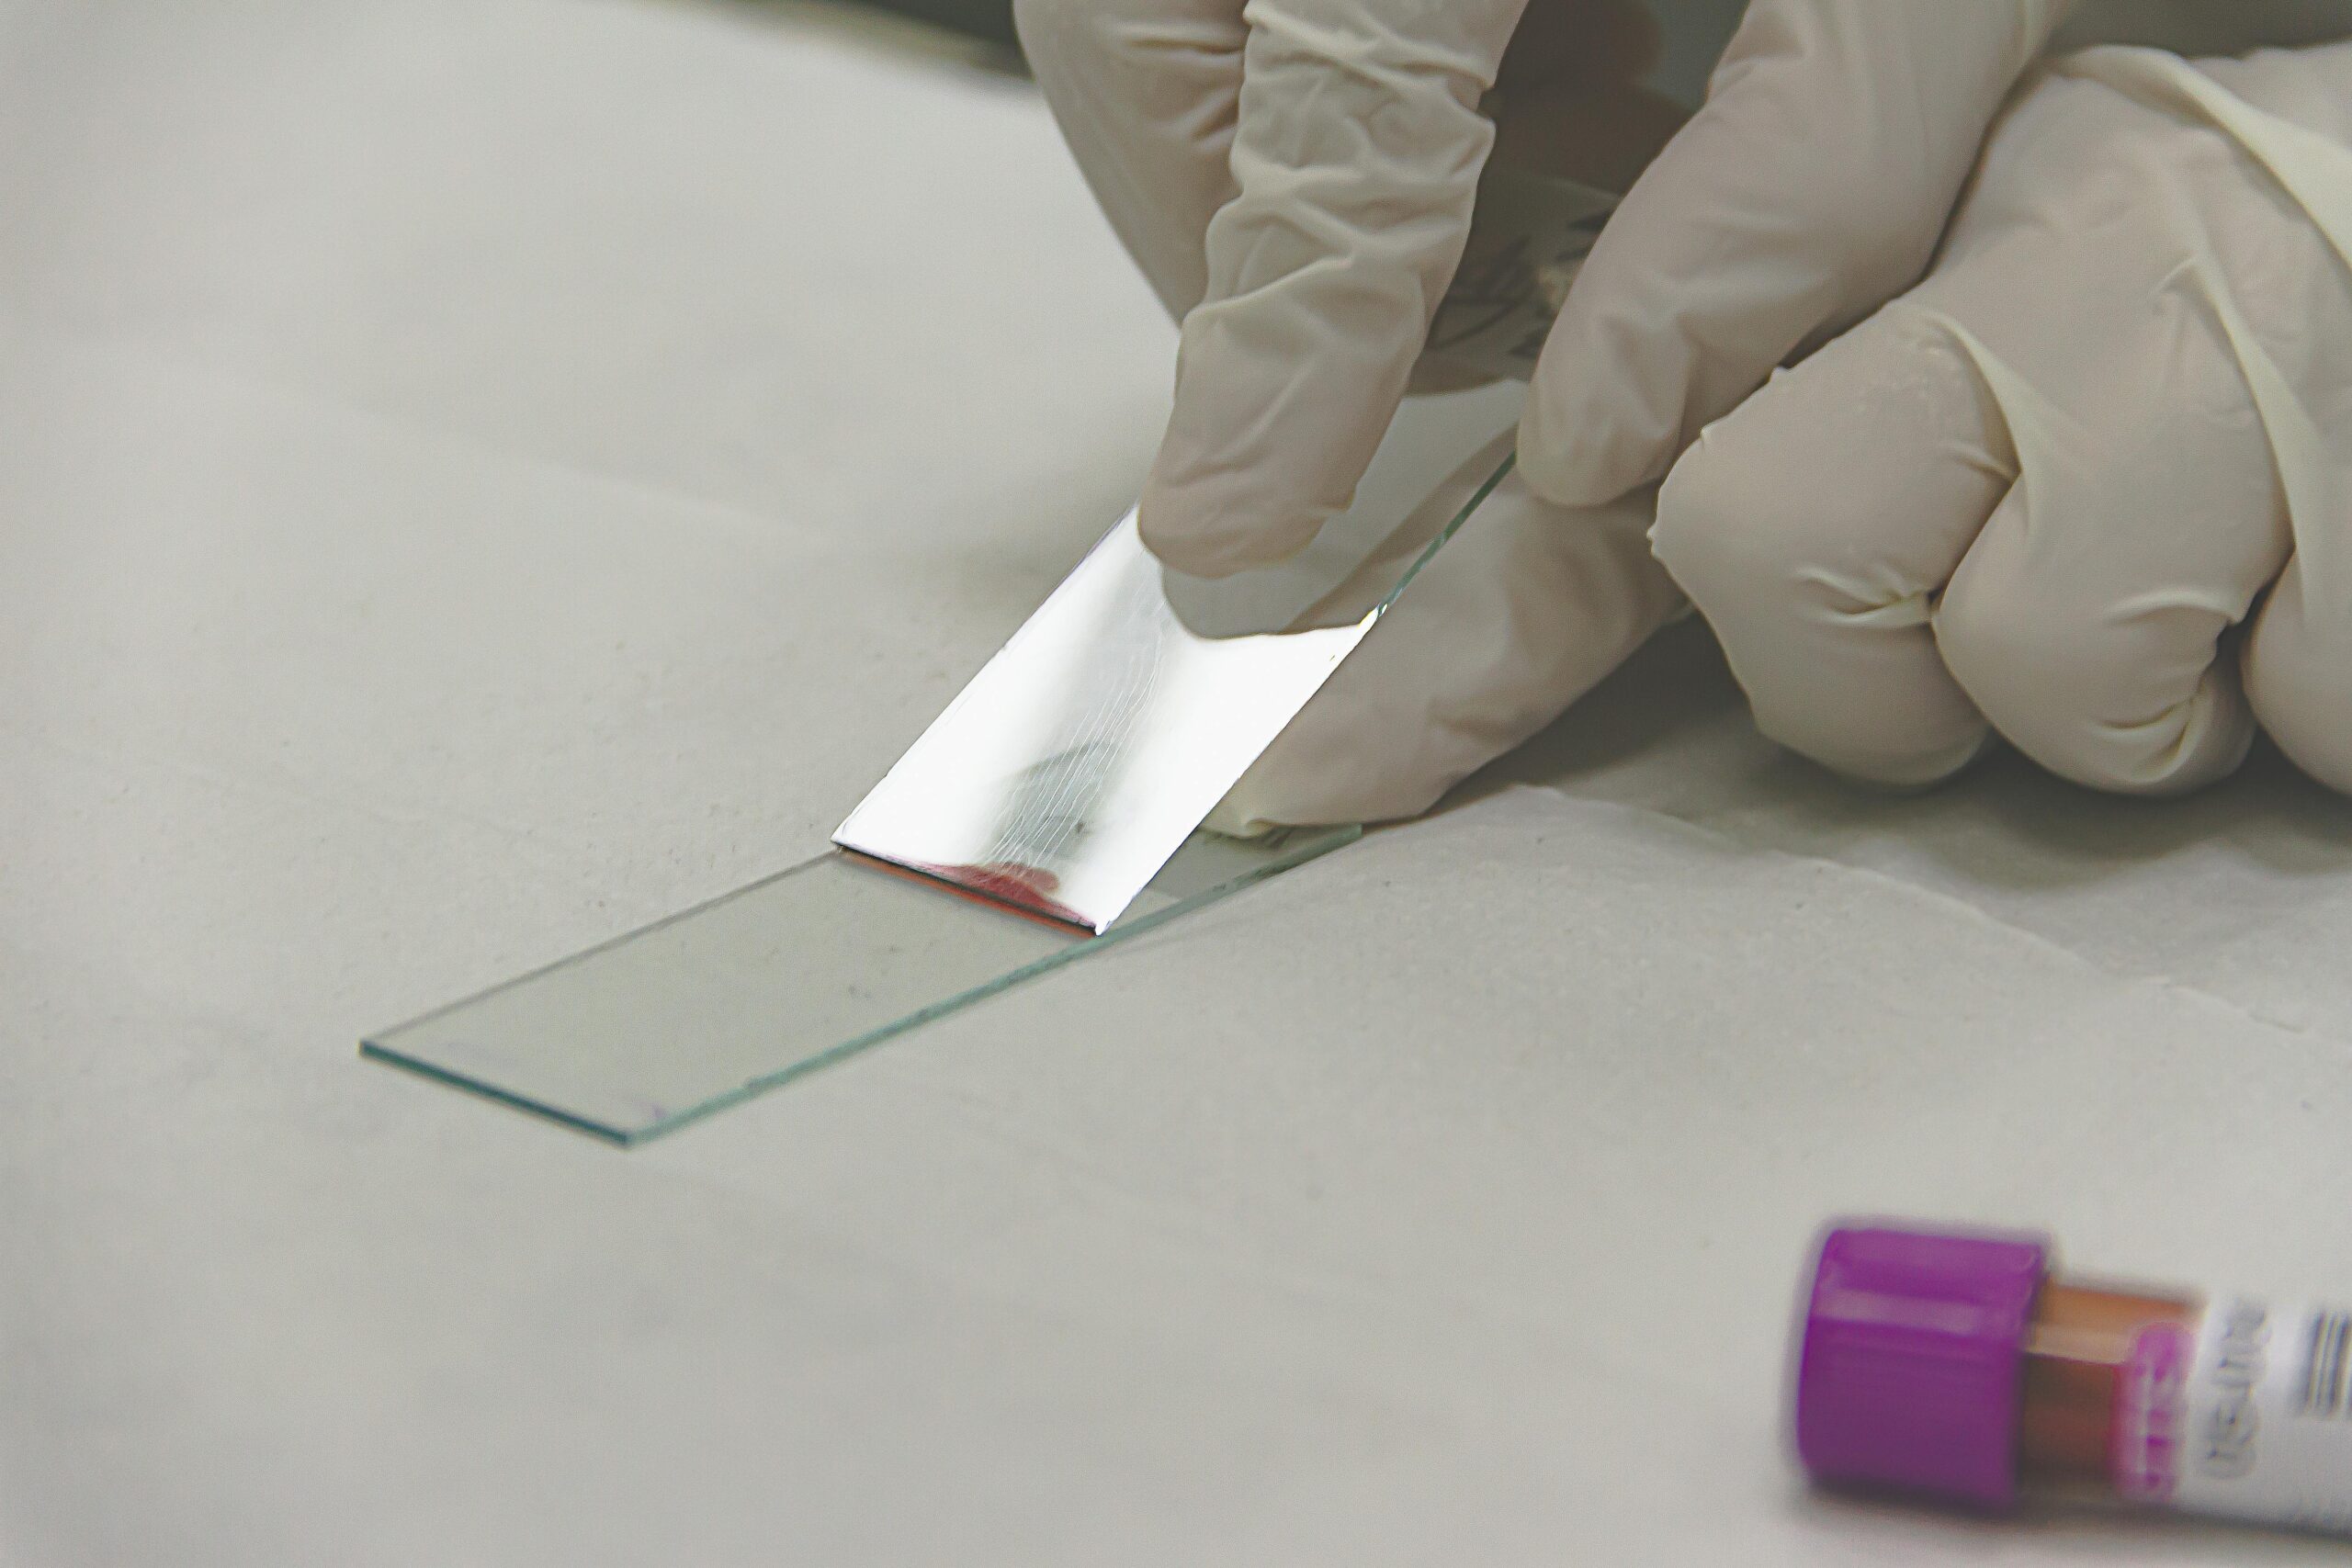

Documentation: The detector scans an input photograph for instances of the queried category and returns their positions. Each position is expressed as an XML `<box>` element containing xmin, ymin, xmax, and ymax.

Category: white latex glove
<box><xmin>1652</xmin><ymin>42</ymin><xmax>2352</xmax><ymax>795</ymax></box>
<box><xmin>1209</xmin><ymin>446</ymin><xmax>1684</xmax><ymax>832</ymax></box>
<box><xmin>1016</xmin><ymin>0</ymin><xmax>2070</xmax><ymax>574</ymax></box>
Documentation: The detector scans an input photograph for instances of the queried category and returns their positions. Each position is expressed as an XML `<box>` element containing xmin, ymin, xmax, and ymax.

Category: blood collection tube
<box><xmin>1794</xmin><ymin>1222</ymin><xmax>2352</xmax><ymax>1535</ymax></box>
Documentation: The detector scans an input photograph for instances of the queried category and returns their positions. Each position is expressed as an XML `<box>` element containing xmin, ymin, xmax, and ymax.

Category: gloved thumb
<box><xmin>1208</xmin><ymin>446</ymin><xmax>1682</xmax><ymax>831</ymax></box>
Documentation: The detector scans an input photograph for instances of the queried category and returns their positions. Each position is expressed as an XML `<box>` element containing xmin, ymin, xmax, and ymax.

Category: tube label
<box><xmin>2113</xmin><ymin>1319</ymin><xmax>2192</xmax><ymax>1505</ymax></box>
<box><xmin>2162</xmin><ymin>1298</ymin><xmax>2352</xmax><ymax>1531</ymax></box>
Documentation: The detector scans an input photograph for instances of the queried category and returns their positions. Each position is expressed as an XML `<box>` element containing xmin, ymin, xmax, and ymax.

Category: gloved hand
<box><xmin>1015</xmin><ymin>0</ymin><xmax>2070</xmax><ymax>576</ymax></box>
<box><xmin>1018</xmin><ymin>0</ymin><xmax>2072</xmax><ymax>826</ymax></box>
<box><xmin>1208</xmin><ymin>448</ymin><xmax>1685</xmax><ymax>833</ymax></box>
<box><xmin>1652</xmin><ymin>41</ymin><xmax>2352</xmax><ymax>795</ymax></box>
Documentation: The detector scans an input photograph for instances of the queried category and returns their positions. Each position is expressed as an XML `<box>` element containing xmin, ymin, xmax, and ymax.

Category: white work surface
<box><xmin>8</xmin><ymin>3</ymin><xmax>2352</xmax><ymax>1563</ymax></box>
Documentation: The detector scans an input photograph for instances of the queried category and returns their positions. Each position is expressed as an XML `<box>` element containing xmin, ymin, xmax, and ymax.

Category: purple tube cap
<box><xmin>1795</xmin><ymin>1222</ymin><xmax>2052</xmax><ymax>1509</ymax></box>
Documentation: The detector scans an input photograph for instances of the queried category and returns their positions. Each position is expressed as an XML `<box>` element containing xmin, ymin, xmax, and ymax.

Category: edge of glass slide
<box><xmin>361</xmin><ymin>825</ymin><xmax>1360</xmax><ymax>1145</ymax></box>
<box><xmin>361</xmin><ymin>444</ymin><xmax>1519</xmax><ymax>1145</ymax></box>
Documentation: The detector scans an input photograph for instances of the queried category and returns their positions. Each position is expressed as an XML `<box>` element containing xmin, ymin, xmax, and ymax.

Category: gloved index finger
<box><xmin>1138</xmin><ymin>0</ymin><xmax>1531</xmax><ymax>577</ymax></box>
<box><xmin>1014</xmin><ymin>0</ymin><xmax>1250</xmax><ymax>323</ymax></box>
